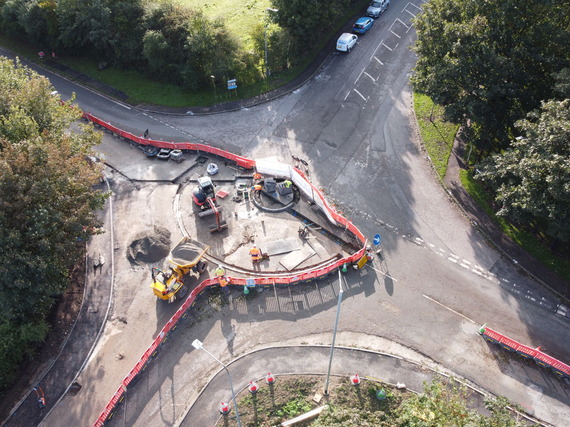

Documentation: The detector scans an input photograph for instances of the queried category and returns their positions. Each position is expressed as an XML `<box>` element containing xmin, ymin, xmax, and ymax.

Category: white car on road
<box><xmin>366</xmin><ymin>0</ymin><xmax>390</xmax><ymax>18</ymax></box>
<box><xmin>336</xmin><ymin>33</ymin><xmax>358</xmax><ymax>53</ymax></box>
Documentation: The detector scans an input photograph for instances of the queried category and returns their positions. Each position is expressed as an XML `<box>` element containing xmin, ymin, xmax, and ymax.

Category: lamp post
<box><xmin>324</xmin><ymin>269</ymin><xmax>344</xmax><ymax>395</ymax></box>
<box><xmin>192</xmin><ymin>339</ymin><xmax>242</xmax><ymax>427</ymax></box>
<box><xmin>264</xmin><ymin>8</ymin><xmax>278</xmax><ymax>77</ymax></box>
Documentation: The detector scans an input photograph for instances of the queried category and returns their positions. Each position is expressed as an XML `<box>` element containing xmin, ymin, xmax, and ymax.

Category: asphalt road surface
<box><xmin>5</xmin><ymin>1</ymin><xmax>568</xmax><ymax>426</ymax></box>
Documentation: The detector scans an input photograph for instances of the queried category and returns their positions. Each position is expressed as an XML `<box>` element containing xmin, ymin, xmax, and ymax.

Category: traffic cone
<box><xmin>248</xmin><ymin>381</ymin><xmax>259</xmax><ymax>394</ymax></box>
<box><xmin>266</xmin><ymin>372</ymin><xmax>275</xmax><ymax>385</ymax></box>
<box><xmin>219</xmin><ymin>402</ymin><xmax>230</xmax><ymax>415</ymax></box>
<box><xmin>350</xmin><ymin>374</ymin><xmax>360</xmax><ymax>386</ymax></box>
<box><xmin>478</xmin><ymin>323</ymin><xmax>487</xmax><ymax>334</ymax></box>
<box><xmin>341</xmin><ymin>263</ymin><xmax>347</xmax><ymax>273</ymax></box>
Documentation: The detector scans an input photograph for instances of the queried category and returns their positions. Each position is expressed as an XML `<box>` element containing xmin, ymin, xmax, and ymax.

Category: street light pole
<box><xmin>324</xmin><ymin>269</ymin><xmax>344</xmax><ymax>395</ymax></box>
<box><xmin>264</xmin><ymin>8</ymin><xmax>278</xmax><ymax>77</ymax></box>
<box><xmin>192</xmin><ymin>339</ymin><xmax>242</xmax><ymax>427</ymax></box>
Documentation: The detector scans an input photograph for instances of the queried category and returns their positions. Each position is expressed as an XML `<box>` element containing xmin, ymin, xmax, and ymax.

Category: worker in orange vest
<box><xmin>219</xmin><ymin>275</ymin><xmax>229</xmax><ymax>294</ymax></box>
<box><xmin>249</xmin><ymin>245</ymin><xmax>261</xmax><ymax>262</ymax></box>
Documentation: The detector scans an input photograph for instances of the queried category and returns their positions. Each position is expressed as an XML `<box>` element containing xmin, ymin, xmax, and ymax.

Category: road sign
<box><xmin>245</xmin><ymin>278</ymin><xmax>256</xmax><ymax>287</ymax></box>
<box><xmin>227</xmin><ymin>79</ymin><xmax>237</xmax><ymax>90</ymax></box>
<box><xmin>373</xmin><ymin>234</ymin><xmax>381</xmax><ymax>246</ymax></box>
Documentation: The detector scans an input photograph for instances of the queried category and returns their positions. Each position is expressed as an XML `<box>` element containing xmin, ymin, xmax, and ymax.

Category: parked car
<box><xmin>366</xmin><ymin>0</ymin><xmax>390</xmax><ymax>18</ymax></box>
<box><xmin>352</xmin><ymin>17</ymin><xmax>374</xmax><ymax>35</ymax></box>
<box><xmin>143</xmin><ymin>146</ymin><xmax>160</xmax><ymax>157</ymax></box>
<box><xmin>336</xmin><ymin>33</ymin><xmax>358</xmax><ymax>53</ymax></box>
<box><xmin>157</xmin><ymin>148</ymin><xmax>171</xmax><ymax>160</ymax></box>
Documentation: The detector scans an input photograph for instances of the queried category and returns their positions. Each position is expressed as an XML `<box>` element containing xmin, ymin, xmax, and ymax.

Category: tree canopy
<box><xmin>411</xmin><ymin>0</ymin><xmax>570</xmax><ymax>153</ymax></box>
<box><xmin>0</xmin><ymin>57</ymin><xmax>106</xmax><ymax>389</ymax></box>
<box><xmin>476</xmin><ymin>99</ymin><xmax>570</xmax><ymax>242</ymax></box>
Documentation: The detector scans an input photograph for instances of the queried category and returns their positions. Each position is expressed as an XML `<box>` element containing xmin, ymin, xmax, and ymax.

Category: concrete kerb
<box><xmin>174</xmin><ymin>343</ymin><xmax>549</xmax><ymax>427</ymax></box>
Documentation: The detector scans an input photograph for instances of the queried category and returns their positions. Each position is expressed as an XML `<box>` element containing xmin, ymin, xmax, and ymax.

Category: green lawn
<box><xmin>413</xmin><ymin>92</ymin><xmax>459</xmax><ymax>180</ymax></box>
<box><xmin>175</xmin><ymin>0</ymin><xmax>271</xmax><ymax>50</ymax></box>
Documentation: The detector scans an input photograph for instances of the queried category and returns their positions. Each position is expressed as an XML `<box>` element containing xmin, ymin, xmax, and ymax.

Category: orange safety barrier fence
<box><xmin>87</xmin><ymin>113</ymin><xmax>369</xmax><ymax>426</ymax></box>
<box><xmin>482</xmin><ymin>326</ymin><xmax>570</xmax><ymax>379</ymax></box>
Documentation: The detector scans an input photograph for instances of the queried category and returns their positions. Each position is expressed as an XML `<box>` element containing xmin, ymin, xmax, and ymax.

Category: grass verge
<box><xmin>460</xmin><ymin>170</ymin><xmax>570</xmax><ymax>282</ymax></box>
<box><xmin>412</xmin><ymin>92</ymin><xmax>459</xmax><ymax>180</ymax></box>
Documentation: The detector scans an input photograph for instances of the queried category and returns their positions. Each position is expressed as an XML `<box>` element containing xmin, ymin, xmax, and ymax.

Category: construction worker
<box><xmin>249</xmin><ymin>245</ymin><xmax>261</xmax><ymax>262</ymax></box>
<box><xmin>215</xmin><ymin>265</ymin><xmax>225</xmax><ymax>277</ymax></box>
<box><xmin>219</xmin><ymin>275</ymin><xmax>229</xmax><ymax>294</ymax></box>
<box><xmin>34</xmin><ymin>387</ymin><xmax>46</xmax><ymax>409</ymax></box>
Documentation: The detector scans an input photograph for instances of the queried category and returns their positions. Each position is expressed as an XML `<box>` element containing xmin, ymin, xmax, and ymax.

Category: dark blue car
<box><xmin>352</xmin><ymin>17</ymin><xmax>374</xmax><ymax>35</ymax></box>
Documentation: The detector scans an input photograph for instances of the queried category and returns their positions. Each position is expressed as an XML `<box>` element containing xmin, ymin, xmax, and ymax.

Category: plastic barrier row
<box><xmin>91</xmin><ymin>114</ymin><xmax>369</xmax><ymax>426</ymax></box>
<box><xmin>482</xmin><ymin>326</ymin><xmax>570</xmax><ymax>379</ymax></box>
<box><xmin>85</xmin><ymin>113</ymin><xmax>256</xmax><ymax>170</ymax></box>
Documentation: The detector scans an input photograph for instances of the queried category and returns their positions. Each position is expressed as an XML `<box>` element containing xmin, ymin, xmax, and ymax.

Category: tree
<box><xmin>411</xmin><ymin>0</ymin><xmax>570</xmax><ymax>154</ymax></box>
<box><xmin>270</xmin><ymin>0</ymin><xmax>349</xmax><ymax>53</ymax></box>
<box><xmin>476</xmin><ymin>99</ymin><xmax>570</xmax><ymax>243</ymax></box>
<box><xmin>0</xmin><ymin>57</ymin><xmax>106</xmax><ymax>389</ymax></box>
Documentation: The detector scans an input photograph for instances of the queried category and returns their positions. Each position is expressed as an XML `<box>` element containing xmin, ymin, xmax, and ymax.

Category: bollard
<box><xmin>478</xmin><ymin>323</ymin><xmax>487</xmax><ymax>334</ymax></box>
<box><xmin>265</xmin><ymin>372</ymin><xmax>275</xmax><ymax>385</ymax></box>
<box><xmin>341</xmin><ymin>263</ymin><xmax>348</xmax><ymax>273</ymax></box>
<box><xmin>243</xmin><ymin>286</ymin><xmax>250</xmax><ymax>295</ymax></box>
<box><xmin>219</xmin><ymin>402</ymin><xmax>230</xmax><ymax>415</ymax></box>
<box><xmin>350</xmin><ymin>374</ymin><xmax>360</xmax><ymax>386</ymax></box>
<box><xmin>248</xmin><ymin>381</ymin><xmax>259</xmax><ymax>394</ymax></box>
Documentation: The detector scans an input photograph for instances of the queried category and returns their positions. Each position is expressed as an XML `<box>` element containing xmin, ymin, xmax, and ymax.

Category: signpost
<box><xmin>373</xmin><ymin>233</ymin><xmax>381</xmax><ymax>246</ymax></box>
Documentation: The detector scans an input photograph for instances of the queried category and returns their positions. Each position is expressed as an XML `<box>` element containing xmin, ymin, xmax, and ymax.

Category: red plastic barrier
<box><xmin>483</xmin><ymin>327</ymin><xmax>570</xmax><ymax>378</ymax></box>
<box><xmin>90</xmin><ymin>111</ymin><xmax>369</xmax><ymax>426</ymax></box>
<box><xmin>93</xmin><ymin>385</ymin><xmax>125</xmax><ymax>426</ymax></box>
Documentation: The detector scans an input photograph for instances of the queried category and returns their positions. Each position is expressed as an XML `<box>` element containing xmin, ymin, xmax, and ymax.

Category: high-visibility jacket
<box><xmin>219</xmin><ymin>276</ymin><xmax>228</xmax><ymax>287</ymax></box>
<box><xmin>249</xmin><ymin>247</ymin><xmax>261</xmax><ymax>261</ymax></box>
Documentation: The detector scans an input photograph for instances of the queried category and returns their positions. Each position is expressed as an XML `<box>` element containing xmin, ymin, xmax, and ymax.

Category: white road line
<box><xmin>460</xmin><ymin>263</ymin><xmax>470</xmax><ymax>269</ymax></box>
<box><xmin>382</xmin><ymin>42</ymin><xmax>393</xmax><ymax>51</ymax></box>
<box><xmin>370</xmin><ymin>39</ymin><xmax>385</xmax><ymax>60</ymax></box>
<box><xmin>396</xmin><ymin>18</ymin><xmax>411</xmax><ymax>30</ymax></box>
<box><xmin>353</xmin><ymin>89</ymin><xmax>367</xmax><ymax>101</ymax></box>
<box><xmin>363</xmin><ymin>71</ymin><xmax>376</xmax><ymax>82</ymax></box>
<box><xmin>373</xmin><ymin>56</ymin><xmax>384</xmax><ymax>65</ymax></box>
<box><xmin>423</xmin><ymin>294</ymin><xmax>477</xmax><ymax>324</ymax></box>
<box><xmin>390</xmin><ymin>30</ymin><xmax>402</xmax><ymax>39</ymax></box>
<box><xmin>355</xmin><ymin>68</ymin><xmax>365</xmax><ymax>84</ymax></box>
<box><xmin>448</xmin><ymin>257</ymin><xmax>458</xmax><ymax>263</ymax></box>
<box><xmin>344</xmin><ymin>91</ymin><xmax>351</xmax><ymax>101</ymax></box>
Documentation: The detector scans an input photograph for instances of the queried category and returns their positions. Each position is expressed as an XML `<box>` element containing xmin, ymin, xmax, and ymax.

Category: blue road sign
<box><xmin>373</xmin><ymin>234</ymin><xmax>381</xmax><ymax>246</ymax></box>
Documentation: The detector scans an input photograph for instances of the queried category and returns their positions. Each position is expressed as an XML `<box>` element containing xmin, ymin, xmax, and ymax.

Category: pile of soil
<box><xmin>127</xmin><ymin>227</ymin><xmax>171</xmax><ymax>264</ymax></box>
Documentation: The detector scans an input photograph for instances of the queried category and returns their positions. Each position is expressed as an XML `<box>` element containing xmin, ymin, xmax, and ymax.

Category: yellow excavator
<box><xmin>150</xmin><ymin>237</ymin><xmax>209</xmax><ymax>302</ymax></box>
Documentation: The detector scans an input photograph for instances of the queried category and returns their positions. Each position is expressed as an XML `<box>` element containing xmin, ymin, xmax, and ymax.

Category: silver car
<box><xmin>366</xmin><ymin>0</ymin><xmax>390</xmax><ymax>18</ymax></box>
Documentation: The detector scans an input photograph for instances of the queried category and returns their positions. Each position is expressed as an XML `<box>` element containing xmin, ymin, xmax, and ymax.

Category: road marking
<box><xmin>373</xmin><ymin>56</ymin><xmax>384</xmax><ymax>65</ymax></box>
<box><xmin>396</xmin><ymin>18</ymin><xmax>411</xmax><ymax>30</ymax></box>
<box><xmin>370</xmin><ymin>39</ymin><xmax>385</xmax><ymax>61</ymax></box>
<box><xmin>423</xmin><ymin>294</ymin><xmax>477</xmax><ymax>324</ymax></box>
<box><xmin>355</xmin><ymin>68</ymin><xmax>365</xmax><ymax>84</ymax></box>
<box><xmin>353</xmin><ymin>89</ymin><xmax>367</xmax><ymax>102</ymax></box>
<box><xmin>363</xmin><ymin>71</ymin><xmax>376</xmax><ymax>82</ymax></box>
<box><xmin>382</xmin><ymin>42</ymin><xmax>393</xmax><ymax>51</ymax></box>
<box><xmin>344</xmin><ymin>91</ymin><xmax>351</xmax><ymax>100</ymax></box>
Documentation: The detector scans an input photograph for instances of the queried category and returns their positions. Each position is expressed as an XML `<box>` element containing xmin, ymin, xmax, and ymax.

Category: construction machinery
<box><xmin>192</xmin><ymin>176</ymin><xmax>228</xmax><ymax>232</ymax></box>
<box><xmin>150</xmin><ymin>237</ymin><xmax>209</xmax><ymax>302</ymax></box>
